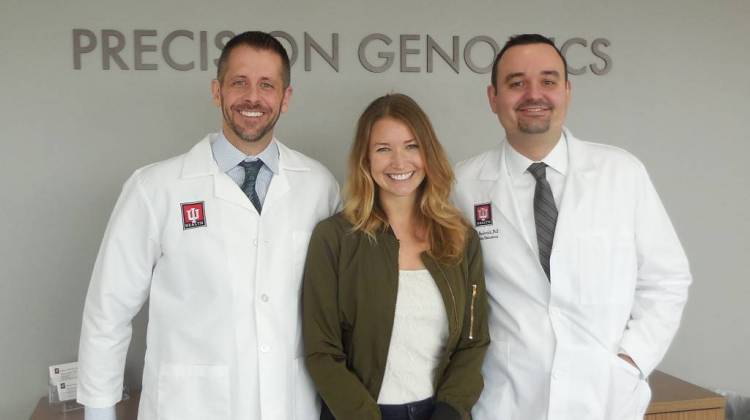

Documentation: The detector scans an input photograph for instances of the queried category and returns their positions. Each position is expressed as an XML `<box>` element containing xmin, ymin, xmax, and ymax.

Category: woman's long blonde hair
<box><xmin>343</xmin><ymin>93</ymin><xmax>469</xmax><ymax>264</ymax></box>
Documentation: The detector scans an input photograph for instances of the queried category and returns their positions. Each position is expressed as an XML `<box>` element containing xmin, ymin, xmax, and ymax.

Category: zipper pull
<box><xmin>469</xmin><ymin>284</ymin><xmax>478</xmax><ymax>340</ymax></box>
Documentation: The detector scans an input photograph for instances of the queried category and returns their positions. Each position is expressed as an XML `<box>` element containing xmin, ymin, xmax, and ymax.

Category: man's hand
<box><xmin>618</xmin><ymin>353</ymin><xmax>639</xmax><ymax>371</ymax></box>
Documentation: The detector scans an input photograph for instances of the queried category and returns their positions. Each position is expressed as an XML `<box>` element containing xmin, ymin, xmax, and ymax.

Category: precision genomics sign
<box><xmin>72</xmin><ymin>29</ymin><xmax>613</xmax><ymax>76</ymax></box>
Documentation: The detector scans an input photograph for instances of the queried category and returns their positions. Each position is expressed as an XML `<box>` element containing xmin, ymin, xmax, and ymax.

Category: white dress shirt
<box><xmin>503</xmin><ymin>133</ymin><xmax>567</xmax><ymax>256</ymax></box>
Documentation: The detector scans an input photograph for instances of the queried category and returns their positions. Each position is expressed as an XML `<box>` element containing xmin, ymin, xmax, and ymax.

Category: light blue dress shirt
<box><xmin>211</xmin><ymin>132</ymin><xmax>279</xmax><ymax>205</ymax></box>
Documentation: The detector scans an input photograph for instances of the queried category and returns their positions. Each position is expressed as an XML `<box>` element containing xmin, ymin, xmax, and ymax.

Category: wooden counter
<box><xmin>30</xmin><ymin>371</ymin><xmax>725</xmax><ymax>419</ymax></box>
<box><xmin>646</xmin><ymin>370</ymin><xmax>725</xmax><ymax>419</ymax></box>
<box><xmin>30</xmin><ymin>391</ymin><xmax>140</xmax><ymax>420</ymax></box>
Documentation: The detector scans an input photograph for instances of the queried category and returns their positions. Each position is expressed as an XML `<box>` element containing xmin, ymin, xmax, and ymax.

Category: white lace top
<box><xmin>377</xmin><ymin>269</ymin><xmax>449</xmax><ymax>404</ymax></box>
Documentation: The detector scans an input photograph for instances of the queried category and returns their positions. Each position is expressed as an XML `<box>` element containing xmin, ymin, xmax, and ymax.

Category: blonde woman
<box><xmin>303</xmin><ymin>93</ymin><xmax>489</xmax><ymax>420</ymax></box>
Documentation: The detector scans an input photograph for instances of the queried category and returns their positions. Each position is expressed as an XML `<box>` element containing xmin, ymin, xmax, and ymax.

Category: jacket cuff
<box><xmin>431</xmin><ymin>401</ymin><xmax>462</xmax><ymax>420</ymax></box>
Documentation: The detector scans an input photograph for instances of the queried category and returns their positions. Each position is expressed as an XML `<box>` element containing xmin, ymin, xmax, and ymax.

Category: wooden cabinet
<box><xmin>646</xmin><ymin>371</ymin><xmax>725</xmax><ymax>420</ymax></box>
<box><xmin>30</xmin><ymin>392</ymin><xmax>140</xmax><ymax>420</ymax></box>
<box><xmin>30</xmin><ymin>371</ymin><xmax>725</xmax><ymax>419</ymax></box>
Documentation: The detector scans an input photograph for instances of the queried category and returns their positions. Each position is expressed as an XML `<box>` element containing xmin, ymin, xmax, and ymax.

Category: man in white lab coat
<box><xmin>77</xmin><ymin>31</ymin><xmax>340</xmax><ymax>420</ymax></box>
<box><xmin>453</xmin><ymin>34</ymin><xmax>692</xmax><ymax>420</ymax></box>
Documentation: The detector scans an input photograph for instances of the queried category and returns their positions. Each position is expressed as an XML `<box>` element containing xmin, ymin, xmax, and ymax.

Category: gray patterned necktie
<box><xmin>239</xmin><ymin>160</ymin><xmax>264</xmax><ymax>213</ymax></box>
<box><xmin>528</xmin><ymin>162</ymin><xmax>557</xmax><ymax>281</ymax></box>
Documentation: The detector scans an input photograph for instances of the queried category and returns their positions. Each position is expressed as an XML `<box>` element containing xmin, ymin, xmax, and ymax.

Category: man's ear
<box><xmin>487</xmin><ymin>84</ymin><xmax>499</xmax><ymax>114</ymax></box>
<box><xmin>211</xmin><ymin>79</ymin><xmax>221</xmax><ymax>107</ymax></box>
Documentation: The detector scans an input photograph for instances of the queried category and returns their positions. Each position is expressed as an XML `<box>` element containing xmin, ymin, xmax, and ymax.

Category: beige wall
<box><xmin>2</xmin><ymin>0</ymin><xmax>748</xmax><ymax>418</ymax></box>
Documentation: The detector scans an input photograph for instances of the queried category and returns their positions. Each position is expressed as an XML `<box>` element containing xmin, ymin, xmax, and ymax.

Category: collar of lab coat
<box><xmin>180</xmin><ymin>133</ymin><xmax>312</xmax><ymax>179</ymax></box>
<box><xmin>179</xmin><ymin>133</ymin><xmax>312</xmax><ymax>211</ymax></box>
<box><xmin>478</xmin><ymin>127</ymin><xmax>595</xmax><ymax>181</ymax></box>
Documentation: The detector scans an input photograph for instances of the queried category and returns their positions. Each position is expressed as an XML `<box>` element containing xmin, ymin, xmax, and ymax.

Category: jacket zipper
<box><xmin>469</xmin><ymin>284</ymin><xmax>478</xmax><ymax>340</ymax></box>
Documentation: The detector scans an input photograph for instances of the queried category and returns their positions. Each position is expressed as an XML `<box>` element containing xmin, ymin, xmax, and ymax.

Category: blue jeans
<box><xmin>379</xmin><ymin>397</ymin><xmax>435</xmax><ymax>420</ymax></box>
<box><xmin>320</xmin><ymin>397</ymin><xmax>435</xmax><ymax>420</ymax></box>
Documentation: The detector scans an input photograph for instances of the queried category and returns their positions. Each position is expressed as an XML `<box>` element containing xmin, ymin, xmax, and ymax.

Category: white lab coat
<box><xmin>77</xmin><ymin>134</ymin><xmax>340</xmax><ymax>420</ymax></box>
<box><xmin>453</xmin><ymin>129</ymin><xmax>691</xmax><ymax>420</ymax></box>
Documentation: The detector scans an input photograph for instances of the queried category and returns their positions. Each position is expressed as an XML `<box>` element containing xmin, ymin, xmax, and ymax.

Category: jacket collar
<box><xmin>181</xmin><ymin>134</ymin><xmax>219</xmax><ymax>179</ymax></box>
<box><xmin>180</xmin><ymin>133</ymin><xmax>312</xmax><ymax>179</ymax></box>
<box><xmin>478</xmin><ymin>127</ymin><xmax>593</xmax><ymax>181</ymax></box>
<box><xmin>564</xmin><ymin>127</ymin><xmax>597</xmax><ymax>176</ymax></box>
<box><xmin>179</xmin><ymin>133</ymin><xmax>311</xmax><ymax>212</ymax></box>
<box><xmin>277</xmin><ymin>140</ymin><xmax>312</xmax><ymax>172</ymax></box>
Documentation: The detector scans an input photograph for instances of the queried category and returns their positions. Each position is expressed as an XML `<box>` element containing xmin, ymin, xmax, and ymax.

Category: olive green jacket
<box><xmin>303</xmin><ymin>213</ymin><xmax>490</xmax><ymax>420</ymax></box>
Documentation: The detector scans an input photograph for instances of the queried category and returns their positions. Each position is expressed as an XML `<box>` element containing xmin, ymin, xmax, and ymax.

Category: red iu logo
<box><xmin>474</xmin><ymin>203</ymin><xmax>493</xmax><ymax>226</ymax></box>
<box><xmin>181</xmin><ymin>202</ymin><xmax>207</xmax><ymax>229</ymax></box>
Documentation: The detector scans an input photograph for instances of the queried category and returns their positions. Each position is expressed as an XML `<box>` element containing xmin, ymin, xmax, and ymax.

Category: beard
<box><xmin>221</xmin><ymin>98</ymin><xmax>282</xmax><ymax>144</ymax></box>
<box><xmin>518</xmin><ymin>118</ymin><xmax>551</xmax><ymax>134</ymax></box>
<box><xmin>516</xmin><ymin>100</ymin><xmax>553</xmax><ymax>134</ymax></box>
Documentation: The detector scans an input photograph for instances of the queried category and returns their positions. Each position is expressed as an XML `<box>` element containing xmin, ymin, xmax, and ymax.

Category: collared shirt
<box><xmin>211</xmin><ymin>131</ymin><xmax>279</xmax><ymax>205</ymax></box>
<box><xmin>504</xmin><ymin>133</ymin><xmax>568</xmax><ymax>256</ymax></box>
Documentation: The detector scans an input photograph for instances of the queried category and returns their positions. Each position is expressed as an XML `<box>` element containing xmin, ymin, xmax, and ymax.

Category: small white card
<box><xmin>56</xmin><ymin>380</ymin><xmax>77</xmax><ymax>401</ymax></box>
<box><xmin>49</xmin><ymin>362</ymin><xmax>78</xmax><ymax>402</ymax></box>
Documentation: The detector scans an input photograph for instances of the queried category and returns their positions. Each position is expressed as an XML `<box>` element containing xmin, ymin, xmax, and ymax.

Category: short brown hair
<box><xmin>491</xmin><ymin>33</ymin><xmax>568</xmax><ymax>89</ymax></box>
<box><xmin>216</xmin><ymin>31</ymin><xmax>291</xmax><ymax>87</ymax></box>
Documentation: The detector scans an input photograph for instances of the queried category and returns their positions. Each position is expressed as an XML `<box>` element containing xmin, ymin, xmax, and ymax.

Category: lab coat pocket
<box><xmin>158</xmin><ymin>364</ymin><xmax>229</xmax><ymax>420</ymax></box>
<box><xmin>576</xmin><ymin>232</ymin><xmax>636</xmax><ymax>304</ymax></box>
<box><xmin>612</xmin><ymin>355</ymin><xmax>641</xmax><ymax>392</ymax></box>
<box><xmin>293</xmin><ymin>356</ymin><xmax>320</xmax><ymax>420</ymax></box>
<box><xmin>606</xmin><ymin>355</ymin><xmax>646</xmax><ymax>420</ymax></box>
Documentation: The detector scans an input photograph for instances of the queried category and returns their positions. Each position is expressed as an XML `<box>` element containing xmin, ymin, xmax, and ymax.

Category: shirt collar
<box><xmin>210</xmin><ymin>132</ymin><xmax>280</xmax><ymax>175</ymax></box>
<box><xmin>504</xmin><ymin>132</ymin><xmax>568</xmax><ymax>178</ymax></box>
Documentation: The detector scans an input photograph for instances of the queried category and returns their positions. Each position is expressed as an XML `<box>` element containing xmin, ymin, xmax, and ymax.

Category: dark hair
<box><xmin>216</xmin><ymin>31</ymin><xmax>291</xmax><ymax>87</ymax></box>
<box><xmin>490</xmin><ymin>33</ymin><xmax>568</xmax><ymax>88</ymax></box>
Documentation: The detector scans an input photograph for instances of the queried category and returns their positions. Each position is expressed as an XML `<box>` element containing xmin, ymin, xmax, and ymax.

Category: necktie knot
<box><xmin>528</xmin><ymin>162</ymin><xmax>548</xmax><ymax>181</ymax></box>
<box><xmin>239</xmin><ymin>159</ymin><xmax>264</xmax><ymax>178</ymax></box>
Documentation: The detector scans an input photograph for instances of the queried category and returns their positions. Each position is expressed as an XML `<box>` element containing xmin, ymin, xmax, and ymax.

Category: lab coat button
<box><xmin>253</xmin><ymin>239</ymin><xmax>258</xmax><ymax>246</ymax></box>
<box><xmin>260</xmin><ymin>294</ymin><xmax>269</xmax><ymax>302</ymax></box>
<box><xmin>260</xmin><ymin>345</ymin><xmax>270</xmax><ymax>353</ymax></box>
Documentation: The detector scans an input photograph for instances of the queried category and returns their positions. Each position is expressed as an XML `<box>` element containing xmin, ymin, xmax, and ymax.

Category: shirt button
<box><xmin>260</xmin><ymin>345</ymin><xmax>270</xmax><ymax>353</ymax></box>
<box><xmin>253</xmin><ymin>239</ymin><xmax>258</xmax><ymax>246</ymax></box>
<box><xmin>260</xmin><ymin>294</ymin><xmax>269</xmax><ymax>302</ymax></box>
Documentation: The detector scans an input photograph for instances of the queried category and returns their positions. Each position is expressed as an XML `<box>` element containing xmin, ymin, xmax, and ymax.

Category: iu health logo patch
<box><xmin>181</xmin><ymin>201</ymin><xmax>206</xmax><ymax>229</ymax></box>
<box><xmin>474</xmin><ymin>203</ymin><xmax>493</xmax><ymax>226</ymax></box>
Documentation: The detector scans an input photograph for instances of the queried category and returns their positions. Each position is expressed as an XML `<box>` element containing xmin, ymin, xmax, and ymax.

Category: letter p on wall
<box><xmin>73</xmin><ymin>29</ymin><xmax>97</xmax><ymax>69</ymax></box>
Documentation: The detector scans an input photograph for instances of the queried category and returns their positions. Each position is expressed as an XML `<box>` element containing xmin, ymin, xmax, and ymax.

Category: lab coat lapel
<box><xmin>482</xmin><ymin>143</ymin><xmax>536</xmax><ymax>256</ymax></box>
<box><xmin>180</xmin><ymin>134</ymin><xmax>255</xmax><ymax>211</ymax></box>
<box><xmin>553</xmin><ymin>129</ymin><xmax>597</xmax><ymax>249</ymax></box>
<box><xmin>263</xmin><ymin>141</ymin><xmax>309</xmax><ymax>210</ymax></box>
<box><xmin>477</xmin><ymin>143</ymin><xmax>549</xmax><ymax>293</ymax></box>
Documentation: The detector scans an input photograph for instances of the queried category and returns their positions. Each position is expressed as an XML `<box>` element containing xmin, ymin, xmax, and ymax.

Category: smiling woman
<box><xmin>343</xmin><ymin>94</ymin><xmax>468</xmax><ymax>262</ymax></box>
<box><xmin>302</xmin><ymin>93</ymin><xmax>490</xmax><ymax>420</ymax></box>
<box><xmin>367</xmin><ymin>117</ymin><xmax>426</xmax><ymax>207</ymax></box>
